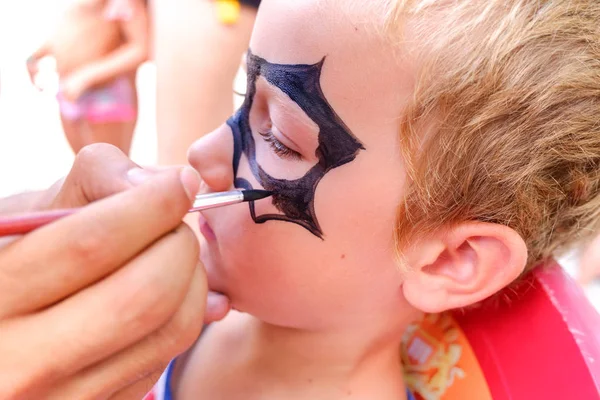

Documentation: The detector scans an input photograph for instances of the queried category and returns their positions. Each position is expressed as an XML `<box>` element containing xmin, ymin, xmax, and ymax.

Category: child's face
<box><xmin>188</xmin><ymin>0</ymin><xmax>416</xmax><ymax>330</ymax></box>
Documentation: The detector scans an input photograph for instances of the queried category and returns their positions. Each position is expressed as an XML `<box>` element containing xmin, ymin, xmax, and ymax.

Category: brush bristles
<box><xmin>242</xmin><ymin>189</ymin><xmax>273</xmax><ymax>202</ymax></box>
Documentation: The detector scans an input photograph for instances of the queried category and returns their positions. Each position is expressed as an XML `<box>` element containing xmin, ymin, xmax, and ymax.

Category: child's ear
<box><xmin>402</xmin><ymin>222</ymin><xmax>527</xmax><ymax>313</ymax></box>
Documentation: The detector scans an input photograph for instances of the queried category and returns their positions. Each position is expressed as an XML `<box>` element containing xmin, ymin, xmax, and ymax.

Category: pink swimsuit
<box><xmin>57</xmin><ymin>76</ymin><xmax>136</xmax><ymax>123</ymax></box>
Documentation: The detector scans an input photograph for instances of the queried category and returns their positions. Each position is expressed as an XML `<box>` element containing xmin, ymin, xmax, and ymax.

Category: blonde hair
<box><xmin>386</xmin><ymin>0</ymin><xmax>600</xmax><ymax>270</ymax></box>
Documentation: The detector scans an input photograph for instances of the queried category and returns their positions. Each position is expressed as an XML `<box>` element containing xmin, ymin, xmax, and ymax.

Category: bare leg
<box><xmin>60</xmin><ymin>115</ymin><xmax>88</xmax><ymax>155</ymax></box>
<box><xmin>84</xmin><ymin>121</ymin><xmax>135</xmax><ymax>155</ymax></box>
<box><xmin>80</xmin><ymin>74</ymin><xmax>138</xmax><ymax>155</ymax></box>
<box><xmin>153</xmin><ymin>0</ymin><xmax>257</xmax><ymax>235</ymax></box>
<box><xmin>153</xmin><ymin>0</ymin><xmax>257</xmax><ymax>166</ymax></box>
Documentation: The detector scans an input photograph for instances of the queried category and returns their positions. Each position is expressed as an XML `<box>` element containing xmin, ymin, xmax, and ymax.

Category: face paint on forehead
<box><xmin>227</xmin><ymin>50</ymin><xmax>365</xmax><ymax>239</ymax></box>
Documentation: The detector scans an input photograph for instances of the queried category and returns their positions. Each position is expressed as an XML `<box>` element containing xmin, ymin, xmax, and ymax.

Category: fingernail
<box><xmin>127</xmin><ymin>167</ymin><xmax>153</xmax><ymax>185</ymax></box>
<box><xmin>180</xmin><ymin>167</ymin><xmax>201</xmax><ymax>201</ymax></box>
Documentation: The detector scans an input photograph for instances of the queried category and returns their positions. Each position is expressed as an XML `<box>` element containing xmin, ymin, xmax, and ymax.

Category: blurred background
<box><xmin>0</xmin><ymin>0</ymin><xmax>157</xmax><ymax>199</ymax></box>
<box><xmin>0</xmin><ymin>0</ymin><xmax>598</xmax><ymax>311</ymax></box>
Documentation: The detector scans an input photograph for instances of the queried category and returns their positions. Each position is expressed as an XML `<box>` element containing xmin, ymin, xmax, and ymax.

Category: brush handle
<box><xmin>0</xmin><ymin>208</ymin><xmax>78</xmax><ymax>236</ymax></box>
<box><xmin>0</xmin><ymin>189</ymin><xmax>267</xmax><ymax>236</ymax></box>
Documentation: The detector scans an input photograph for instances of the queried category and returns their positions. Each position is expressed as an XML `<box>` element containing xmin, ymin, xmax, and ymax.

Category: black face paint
<box><xmin>227</xmin><ymin>50</ymin><xmax>365</xmax><ymax>239</ymax></box>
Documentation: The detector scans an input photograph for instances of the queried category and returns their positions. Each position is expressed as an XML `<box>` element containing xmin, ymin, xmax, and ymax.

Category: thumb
<box><xmin>50</xmin><ymin>144</ymin><xmax>160</xmax><ymax>209</ymax></box>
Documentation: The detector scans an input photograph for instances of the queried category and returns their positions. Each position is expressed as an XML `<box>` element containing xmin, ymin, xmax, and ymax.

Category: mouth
<box><xmin>198</xmin><ymin>213</ymin><xmax>217</xmax><ymax>241</ymax></box>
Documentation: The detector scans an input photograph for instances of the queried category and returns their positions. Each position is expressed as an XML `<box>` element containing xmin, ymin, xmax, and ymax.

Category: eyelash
<box><xmin>258</xmin><ymin>129</ymin><xmax>302</xmax><ymax>161</ymax></box>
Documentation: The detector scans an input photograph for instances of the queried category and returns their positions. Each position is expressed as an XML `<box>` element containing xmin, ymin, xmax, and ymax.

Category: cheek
<box><xmin>204</xmin><ymin>190</ymin><xmax>402</xmax><ymax>329</ymax></box>
<box><xmin>314</xmin><ymin>155</ymin><xmax>405</xmax><ymax>268</ymax></box>
<box><xmin>204</xmin><ymin>205</ymin><xmax>330</xmax><ymax>325</ymax></box>
<box><xmin>235</xmin><ymin>153</ymin><xmax>286</xmax><ymax>216</ymax></box>
<box><xmin>204</xmin><ymin>147</ymin><xmax>405</xmax><ymax>327</ymax></box>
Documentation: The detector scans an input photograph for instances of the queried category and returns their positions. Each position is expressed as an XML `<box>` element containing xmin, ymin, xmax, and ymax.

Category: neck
<box><xmin>232</xmin><ymin>313</ymin><xmax>413</xmax><ymax>399</ymax></box>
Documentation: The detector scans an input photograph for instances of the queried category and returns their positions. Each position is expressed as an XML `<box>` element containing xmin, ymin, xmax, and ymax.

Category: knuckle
<box><xmin>68</xmin><ymin>226</ymin><xmax>111</xmax><ymax>267</ymax></box>
<box><xmin>113</xmin><ymin>281</ymin><xmax>176</xmax><ymax>336</ymax></box>
<box><xmin>170</xmin><ymin>278</ymin><xmax>206</xmax><ymax>351</ymax></box>
<box><xmin>74</xmin><ymin>142</ymin><xmax>117</xmax><ymax>164</ymax></box>
<box><xmin>111</xmin><ymin>249</ymin><xmax>197</xmax><ymax>334</ymax></box>
<box><xmin>150</xmin><ymin>169</ymin><xmax>193</xmax><ymax>218</ymax></box>
<box><xmin>161</xmin><ymin>304</ymin><xmax>204</xmax><ymax>357</ymax></box>
<box><xmin>108</xmin><ymin>368</ymin><xmax>166</xmax><ymax>400</ymax></box>
<box><xmin>154</xmin><ymin>186</ymin><xmax>187</xmax><ymax>218</ymax></box>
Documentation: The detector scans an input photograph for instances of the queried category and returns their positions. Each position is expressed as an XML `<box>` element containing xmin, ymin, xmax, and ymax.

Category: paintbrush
<box><xmin>0</xmin><ymin>189</ymin><xmax>272</xmax><ymax>236</ymax></box>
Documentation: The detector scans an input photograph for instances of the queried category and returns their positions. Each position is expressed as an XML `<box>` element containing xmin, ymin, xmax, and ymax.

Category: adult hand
<box><xmin>0</xmin><ymin>144</ymin><xmax>229</xmax><ymax>399</ymax></box>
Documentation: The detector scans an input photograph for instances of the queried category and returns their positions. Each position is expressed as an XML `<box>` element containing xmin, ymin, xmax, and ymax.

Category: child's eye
<box><xmin>258</xmin><ymin>129</ymin><xmax>302</xmax><ymax>161</ymax></box>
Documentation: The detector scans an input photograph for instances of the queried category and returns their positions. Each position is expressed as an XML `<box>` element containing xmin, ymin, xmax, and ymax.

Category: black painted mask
<box><xmin>227</xmin><ymin>50</ymin><xmax>365</xmax><ymax>239</ymax></box>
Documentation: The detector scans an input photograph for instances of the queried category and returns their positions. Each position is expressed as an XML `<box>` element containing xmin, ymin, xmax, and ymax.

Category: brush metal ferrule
<box><xmin>188</xmin><ymin>190</ymin><xmax>244</xmax><ymax>212</ymax></box>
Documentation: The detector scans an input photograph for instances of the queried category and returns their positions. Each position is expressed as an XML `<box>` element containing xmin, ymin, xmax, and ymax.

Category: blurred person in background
<box><xmin>26</xmin><ymin>0</ymin><xmax>150</xmax><ymax>155</ymax></box>
<box><xmin>153</xmin><ymin>0</ymin><xmax>259</xmax><ymax>167</ymax></box>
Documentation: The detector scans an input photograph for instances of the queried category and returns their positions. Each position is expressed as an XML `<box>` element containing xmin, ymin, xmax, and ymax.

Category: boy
<box><xmin>153</xmin><ymin>0</ymin><xmax>600</xmax><ymax>398</ymax></box>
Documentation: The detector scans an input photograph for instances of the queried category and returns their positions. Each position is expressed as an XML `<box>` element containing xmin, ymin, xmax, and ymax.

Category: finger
<box><xmin>138</xmin><ymin>164</ymin><xmax>190</xmax><ymax>174</ymax></box>
<box><xmin>44</xmin><ymin>265</ymin><xmax>207</xmax><ymax>400</ymax></box>
<box><xmin>108</xmin><ymin>369</ymin><xmax>166</xmax><ymax>400</ymax></box>
<box><xmin>51</xmin><ymin>147</ymin><xmax>180</xmax><ymax>211</ymax></box>
<box><xmin>204</xmin><ymin>291</ymin><xmax>231</xmax><ymax>324</ymax></box>
<box><xmin>0</xmin><ymin>223</ymin><xmax>201</xmax><ymax>397</ymax></box>
<box><xmin>54</xmin><ymin>144</ymin><xmax>191</xmax><ymax>209</ymax></box>
<box><xmin>0</xmin><ymin>166</ymin><xmax>200</xmax><ymax>318</ymax></box>
<box><xmin>0</xmin><ymin>235</ymin><xmax>19</xmax><ymax>249</ymax></box>
<box><xmin>51</xmin><ymin>143</ymin><xmax>140</xmax><ymax>209</ymax></box>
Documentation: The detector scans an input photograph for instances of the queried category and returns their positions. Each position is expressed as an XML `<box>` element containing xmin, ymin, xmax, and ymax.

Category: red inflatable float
<box><xmin>401</xmin><ymin>261</ymin><xmax>600</xmax><ymax>399</ymax></box>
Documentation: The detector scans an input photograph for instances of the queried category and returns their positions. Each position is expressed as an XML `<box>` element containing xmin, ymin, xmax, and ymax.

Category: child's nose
<box><xmin>187</xmin><ymin>124</ymin><xmax>235</xmax><ymax>192</ymax></box>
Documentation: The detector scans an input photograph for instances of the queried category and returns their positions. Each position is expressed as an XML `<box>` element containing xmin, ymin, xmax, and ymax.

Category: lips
<box><xmin>198</xmin><ymin>213</ymin><xmax>217</xmax><ymax>241</ymax></box>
